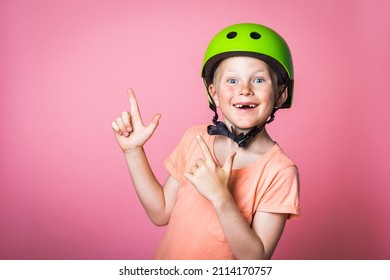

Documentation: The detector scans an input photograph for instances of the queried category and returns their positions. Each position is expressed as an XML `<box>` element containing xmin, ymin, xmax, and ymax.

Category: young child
<box><xmin>112</xmin><ymin>23</ymin><xmax>300</xmax><ymax>260</ymax></box>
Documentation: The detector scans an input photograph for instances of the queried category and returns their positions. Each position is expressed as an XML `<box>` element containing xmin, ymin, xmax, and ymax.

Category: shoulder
<box><xmin>179</xmin><ymin>125</ymin><xmax>209</xmax><ymax>144</ymax></box>
<box><xmin>268</xmin><ymin>144</ymin><xmax>298</xmax><ymax>171</ymax></box>
<box><xmin>183</xmin><ymin>125</ymin><xmax>208</xmax><ymax>137</ymax></box>
<box><xmin>174</xmin><ymin>125</ymin><xmax>209</xmax><ymax>151</ymax></box>
<box><xmin>165</xmin><ymin>125</ymin><xmax>208</xmax><ymax>179</ymax></box>
<box><xmin>258</xmin><ymin>144</ymin><xmax>299</xmax><ymax>182</ymax></box>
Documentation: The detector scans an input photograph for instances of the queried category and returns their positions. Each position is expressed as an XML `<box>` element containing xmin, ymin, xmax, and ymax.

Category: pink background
<box><xmin>1</xmin><ymin>0</ymin><xmax>389</xmax><ymax>259</ymax></box>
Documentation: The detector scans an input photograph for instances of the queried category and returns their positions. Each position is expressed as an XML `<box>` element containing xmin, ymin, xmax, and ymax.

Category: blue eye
<box><xmin>227</xmin><ymin>79</ymin><xmax>237</xmax><ymax>84</ymax></box>
<box><xmin>254</xmin><ymin>78</ymin><xmax>264</xmax><ymax>83</ymax></box>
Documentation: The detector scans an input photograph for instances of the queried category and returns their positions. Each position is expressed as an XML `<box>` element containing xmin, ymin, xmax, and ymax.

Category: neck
<box><xmin>217</xmin><ymin>126</ymin><xmax>274</xmax><ymax>152</ymax></box>
<box><xmin>208</xmin><ymin>110</ymin><xmax>277</xmax><ymax>148</ymax></box>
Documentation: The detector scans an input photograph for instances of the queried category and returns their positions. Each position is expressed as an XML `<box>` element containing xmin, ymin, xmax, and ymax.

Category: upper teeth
<box><xmin>235</xmin><ymin>104</ymin><xmax>256</xmax><ymax>108</ymax></box>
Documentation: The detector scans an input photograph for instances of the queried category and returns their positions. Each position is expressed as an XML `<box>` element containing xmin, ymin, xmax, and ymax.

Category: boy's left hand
<box><xmin>184</xmin><ymin>134</ymin><xmax>236</xmax><ymax>205</ymax></box>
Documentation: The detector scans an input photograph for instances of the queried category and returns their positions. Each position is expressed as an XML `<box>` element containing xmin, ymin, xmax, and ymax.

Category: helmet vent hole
<box><xmin>226</xmin><ymin>31</ymin><xmax>237</xmax><ymax>39</ymax></box>
<box><xmin>250</xmin><ymin>32</ymin><xmax>261</xmax><ymax>39</ymax></box>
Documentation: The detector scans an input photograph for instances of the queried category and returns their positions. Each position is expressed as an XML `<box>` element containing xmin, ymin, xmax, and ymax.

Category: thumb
<box><xmin>222</xmin><ymin>152</ymin><xmax>236</xmax><ymax>174</ymax></box>
<box><xmin>146</xmin><ymin>113</ymin><xmax>161</xmax><ymax>134</ymax></box>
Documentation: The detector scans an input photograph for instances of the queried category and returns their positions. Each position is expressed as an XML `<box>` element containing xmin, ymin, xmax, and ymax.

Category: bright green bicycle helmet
<box><xmin>201</xmin><ymin>23</ymin><xmax>294</xmax><ymax>109</ymax></box>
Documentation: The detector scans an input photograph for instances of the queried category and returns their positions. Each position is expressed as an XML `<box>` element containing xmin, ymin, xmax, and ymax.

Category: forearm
<box><xmin>212</xmin><ymin>196</ymin><xmax>266</xmax><ymax>260</ymax></box>
<box><xmin>124</xmin><ymin>147</ymin><xmax>168</xmax><ymax>225</ymax></box>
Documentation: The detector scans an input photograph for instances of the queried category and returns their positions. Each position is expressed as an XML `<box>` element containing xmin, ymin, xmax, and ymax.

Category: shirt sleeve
<box><xmin>164</xmin><ymin>127</ymin><xmax>196</xmax><ymax>183</ymax></box>
<box><xmin>257</xmin><ymin>165</ymin><xmax>301</xmax><ymax>219</ymax></box>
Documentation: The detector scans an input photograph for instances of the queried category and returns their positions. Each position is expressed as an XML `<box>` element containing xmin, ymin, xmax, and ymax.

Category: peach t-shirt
<box><xmin>155</xmin><ymin>125</ymin><xmax>300</xmax><ymax>259</ymax></box>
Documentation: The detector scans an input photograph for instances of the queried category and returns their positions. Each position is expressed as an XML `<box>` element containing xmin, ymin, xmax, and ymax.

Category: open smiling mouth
<box><xmin>233</xmin><ymin>103</ymin><xmax>258</xmax><ymax>109</ymax></box>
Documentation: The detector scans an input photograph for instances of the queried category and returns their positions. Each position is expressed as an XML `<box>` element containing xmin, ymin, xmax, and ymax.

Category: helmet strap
<box><xmin>206</xmin><ymin>90</ymin><xmax>278</xmax><ymax>148</ymax></box>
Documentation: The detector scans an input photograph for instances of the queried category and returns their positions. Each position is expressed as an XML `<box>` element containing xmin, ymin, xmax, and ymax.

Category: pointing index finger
<box><xmin>196</xmin><ymin>134</ymin><xmax>213</xmax><ymax>162</ymax></box>
<box><xmin>127</xmin><ymin>88</ymin><xmax>142</xmax><ymax>119</ymax></box>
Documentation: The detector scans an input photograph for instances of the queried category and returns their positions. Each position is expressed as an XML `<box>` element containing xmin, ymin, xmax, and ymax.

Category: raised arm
<box><xmin>112</xmin><ymin>89</ymin><xmax>179</xmax><ymax>226</ymax></box>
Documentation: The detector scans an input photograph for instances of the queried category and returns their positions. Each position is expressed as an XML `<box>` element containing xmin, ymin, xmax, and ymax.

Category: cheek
<box><xmin>260</xmin><ymin>88</ymin><xmax>278</xmax><ymax>103</ymax></box>
<box><xmin>216</xmin><ymin>94</ymin><xmax>232</xmax><ymax>108</ymax></box>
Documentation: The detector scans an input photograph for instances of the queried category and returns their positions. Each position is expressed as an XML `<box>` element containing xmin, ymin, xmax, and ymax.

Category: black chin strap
<box><xmin>206</xmin><ymin>93</ymin><xmax>277</xmax><ymax>148</ymax></box>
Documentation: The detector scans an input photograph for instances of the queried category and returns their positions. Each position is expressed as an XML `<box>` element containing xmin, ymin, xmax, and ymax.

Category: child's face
<box><xmin>208</xmin><ymin>56</ymin><xmax>287</xmax><ymax>133</ymax></box>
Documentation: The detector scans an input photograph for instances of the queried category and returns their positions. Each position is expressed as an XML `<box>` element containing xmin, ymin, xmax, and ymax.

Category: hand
<box><xmin>184</xmin><ymin>134</ymin><xmax>236</xmax><ymax>205</ymax></box>
<box><xmin>112</xmin><ymin>89</ymin><xmax>161</xmax><ymax>153</ymax></box>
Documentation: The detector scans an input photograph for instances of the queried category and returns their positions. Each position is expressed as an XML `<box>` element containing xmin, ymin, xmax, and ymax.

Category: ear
<box><xmin>208</xmin><ymin>84</ymin><xmax>220</xmax><ymax>107</ymax></box>
<box><xmin>275</xmin><ymin>86</ymin><xmax>288</xmax><ymax>108</ymax></box>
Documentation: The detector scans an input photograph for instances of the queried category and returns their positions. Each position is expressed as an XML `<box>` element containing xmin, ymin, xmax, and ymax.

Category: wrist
<box><xmin>123</xmin><ymin>146</ymin><xmax>144</xmax><ymax>157</ymax></box>
<box><xmin>211</xmin><ymin>191</ymin><xmax>235</xmax><ymax>210</ymax></box>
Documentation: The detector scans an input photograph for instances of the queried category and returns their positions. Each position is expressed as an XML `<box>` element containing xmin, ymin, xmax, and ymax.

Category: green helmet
<box><xmin>201</xmin><ymin>23</ymin><xmax>294</xmax><ymax>108</ymax></box>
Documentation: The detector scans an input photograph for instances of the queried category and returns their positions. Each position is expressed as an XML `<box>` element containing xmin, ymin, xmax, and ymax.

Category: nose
<box><xmin>239</xmin><ymin>82</ymin><xmax>254</xmax><ymax>96</ymax></box>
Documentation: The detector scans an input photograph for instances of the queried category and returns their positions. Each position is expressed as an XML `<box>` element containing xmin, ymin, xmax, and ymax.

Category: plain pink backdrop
<box><xmin>1</xmin><ymin>0</ymin><xmax>389</xmax><ymax>259</ymax></box>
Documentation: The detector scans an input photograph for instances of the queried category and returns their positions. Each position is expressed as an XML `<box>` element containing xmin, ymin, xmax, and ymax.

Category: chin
<box><xmin>230</xmin><ymin>125</ymin><xmax>254</xmax><ymax>134</ymax></box>
<box><xmin>224</xmin><ymin>118</ymin><xmax>263</xmax><ymax>133</ymax></box>
<box><xmin>232</xmin><ymin>120</ymin><xmax>268</xmax><ymax>133</ymax></box>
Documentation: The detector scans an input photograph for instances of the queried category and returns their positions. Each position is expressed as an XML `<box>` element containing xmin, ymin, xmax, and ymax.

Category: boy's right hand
<box><xmin>112</xmin><ymin>89</ymin><xmax>161</xmax><ymax>153</ymax></box>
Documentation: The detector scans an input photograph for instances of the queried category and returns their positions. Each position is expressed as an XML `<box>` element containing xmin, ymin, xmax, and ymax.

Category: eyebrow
<box><xmin>223</xmin><ymin>69</ymin><xmax>267</xmax><ymax>74</ymax></box>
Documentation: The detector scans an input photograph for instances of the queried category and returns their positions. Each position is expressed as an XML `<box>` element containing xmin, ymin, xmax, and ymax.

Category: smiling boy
<box><xmin>112</xmin><ymin>23</ymin><xmax>300</xmax><ymax>259</ymax></box>
<box><xmin>208</xmin><ymin>56</ymin><xmax>288</xmax><ymax>160</ymax></box>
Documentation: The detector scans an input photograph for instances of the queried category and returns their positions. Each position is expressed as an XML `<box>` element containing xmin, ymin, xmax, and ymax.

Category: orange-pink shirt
<box><xmin>155</xmin><ymin>125</ymin><xmax>300</xmax><ymax>259</ymax></box>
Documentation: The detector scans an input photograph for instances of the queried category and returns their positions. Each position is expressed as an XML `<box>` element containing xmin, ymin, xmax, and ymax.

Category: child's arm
<box><xmin>112</xmin><ymin>89</ymin><xmax>180</xmax><ymax>226</ymax></box>
<box><xmin>213</xmin><ymin>198</ymin><xmax>287</xmax><ymax>259</ymax></box>
<box><xmin>185</xmin><ymin>135</ymin><xmax>287</xmax><ymax>259</ymax></box>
